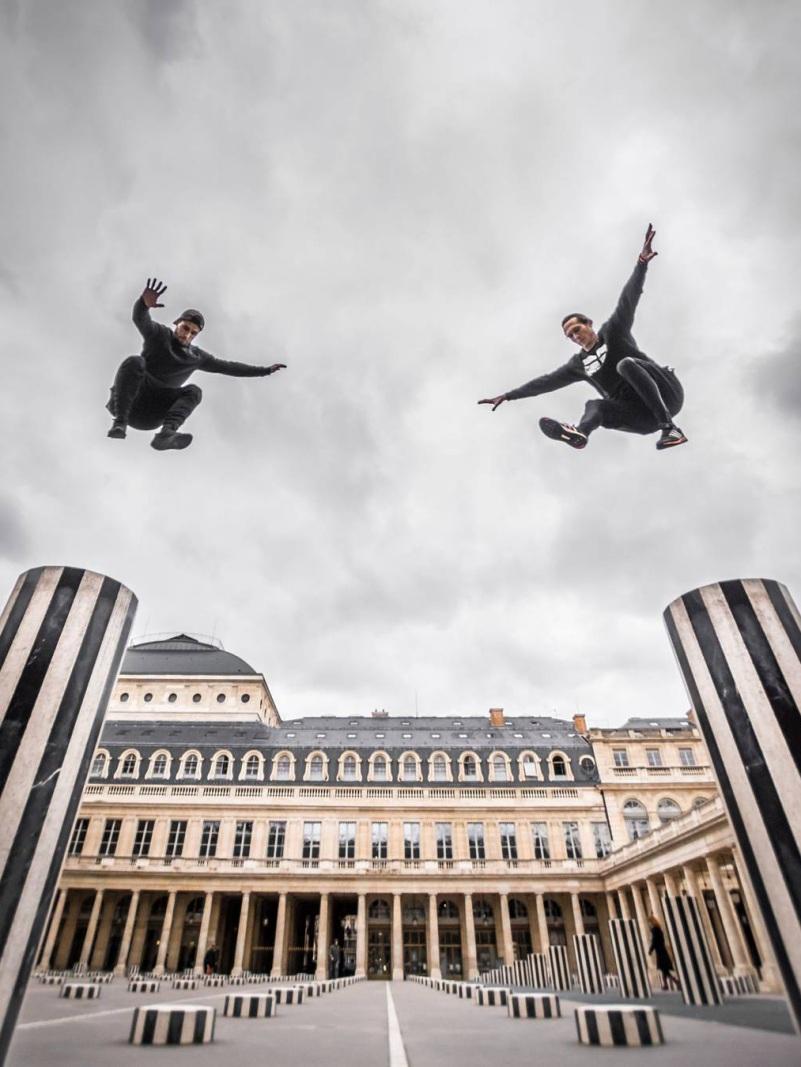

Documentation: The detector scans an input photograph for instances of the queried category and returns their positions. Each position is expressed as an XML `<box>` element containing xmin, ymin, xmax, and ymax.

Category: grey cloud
<box><xmin>753</xmin><ymin>324</ymin><xmax>801</xmax><ymax>419</ymax></box>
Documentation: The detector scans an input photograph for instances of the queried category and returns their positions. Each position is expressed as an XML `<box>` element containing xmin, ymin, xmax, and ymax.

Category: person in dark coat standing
<box><xmin>203</xmin><ymin>943</ymin><xmax>219</xmax><ymax>976</ymax></box>
<box><xmin>647</xmin><ymin>915</ymin><xmax>679</xmax><ymax>990</ymax></box>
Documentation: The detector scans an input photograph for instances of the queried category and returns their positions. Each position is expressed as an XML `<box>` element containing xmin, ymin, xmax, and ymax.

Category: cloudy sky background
<box><xmin>1</xmin><ymin>0</ymin><xmax>799</xmax><ymax>726</ymax></box>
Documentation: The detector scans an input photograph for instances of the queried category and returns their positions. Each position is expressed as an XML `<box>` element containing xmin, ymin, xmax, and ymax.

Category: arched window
<box><xmin>304</xmin><ymin>752</ymin><xmax>328</xmax><ymax>782</ymax></box>
<box><xmin>211</xmin><ymin>752</ymin><xmax>232</xmax><ymax>778</ymax></box>
<box><xmin>369</xmin><ymin>752</ymin><xmax>391</xmax><ymax>782</ymax></box>
<box><xmin>518</xmin><ymin>751</ymin><xmax>542</xmax><ymax>781</ymax></box>
<box><xmin>91</xmin><ymin>752</ymin><xmax>109</xmax><ymax>777</ymax></box>
<box><xmin>400</xmin><ymin>752</ymin><xmax>421</xmax><ymax>782</ymax></box>
<box><xmin>551</xmin><ymin>755</ymin><xmax>566</xmax><ymax>776</ymax></box>
<box><xmin>489</xmin><ymin>752</ymin><xmax>511</xmax><ymax>782</ymax></box>
<box><xmin>439</xmin><ymin>900</ymin><xmax>460</xmax><ymax>920</ymax></box>
<box><xmin>543</xmin><ymin>898</ymin><xmax>562</xmax><ymax>920</ymax></box>
<box><xmin>149</xmin><ymin>751</ymin><xmax>169</xmax><ymax>778</ymax></box>
<box><xmin>428</xmin><ymin>751</ymin><xmax>452</xmax><ymax>783</ymax></box>
<box><xmin>368</xmin><ymin>898</ymin><xmax>390</xmax><ymax>921</ymax></box>
<box><xmin>180</xmin><ymin>752</ymin><xmax>201</xmax><ymax>779</ymax></box>
<box><xmin>271</xmin><ymin>752</ymin><xmax>295</xmax><ymax>781</ymax></box>
<box><xmin>623</xmin><ymin>799</ymin><xmax>650</xmax><ymax>840</ymax></box>
<box><xmin>473</xmin><ymin>899</ymin><xmax>494</xmax><ymax>923</ymax></box>
<box><xmin>459</xmin><ymin>752</ymin><xmax>481</xmax><ymax>781</ymax></box>
<box><xmin>243</xmin><ymin>753</ymin><xmax>262</xmax><ymax>779</ymax></box>
<box><xmin>692</xmin><ymin>796</ymin><xmax>710</xmax><ymax>809</ymax></box>
<box><xmin>579</xmin><ymin>755</ymin><xmax>596</xmax><ymax>774</ymax></box>
<box><xmin>547</xmin><ymin>750</ymin><xmax>574</xmax><ymax>781</ymax></box>
<box><xmin>117</xmin><ymin>750</ymin><xmax>139</xmax><ymax>777</ymax></box>
<box><xmin>508</xmin><ymin>898</ymin><xmax>528</xmax><ymax>920</ymax></box>
<box><xmin>657</xmin><ymin>797</ymin><xmax>682</xmax><ymax>823</ymax></box>
<box><xmin>580</xmin><ymin>898</ymin><xmax>598</xmax><ymax>919</ymax></box>
<box><xmin>338</xmin><ymin>752</ymin><xmax>362</xmax><ymax>782</ymax></box>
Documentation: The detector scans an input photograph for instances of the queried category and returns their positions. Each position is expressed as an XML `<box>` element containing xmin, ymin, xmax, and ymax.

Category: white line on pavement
<box><xmin>18</xmin><ymin>992</ymin><xmax>226</xmax><ymax>1030</ymax></box>
<box><xmin>386</xmin><ymin>984</ymin><xmax>409</xmax><ymax>1067</ymax></box>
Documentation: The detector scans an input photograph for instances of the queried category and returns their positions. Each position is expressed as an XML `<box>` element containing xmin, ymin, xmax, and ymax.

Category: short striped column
<box><xmin>203</xmin><ymin>976</ymin><xmax>226</xmax><ymax>987</ymax></box>
<box><xmin>296</xmin><ymin>981</ymin><xmax>322</xmax><ymax>996</ymax></box>
<box><xmin>223</xmin><ymin>993</ymin><xmax>277</xmax><ymax>1018</ymax></box>
<box><xmin>38</xmin><ymin>974</ymin><xmax>64</xmax><ymax>985</ymax></box>
<box><xmin>227</xmin><ymin>975</ymin><xmax>248</xmax><ymax>986</ymax></box>
<box><xmin>548</xmin><ymin>945</ymin><xmax>571</xmax><ymax>992</ymax></box>
<box><xmin>604</xmin><ymin>973</ymin><xmax>621</xmax><ymax>992</ymax></box>
<box><xmin>528</xmin><ymin>952</ymin><xmax>551</xmax><ymax>988</ymax></box>
<box><xmin>475</xmin><ymin>987</ymin><xmax>508</xmax><ymax>1007</ymax></box>
<box><xmin>720</xmin><ymin>974</ymin><xmax>758</xmax><ymax>997</ymax></box>
<box><xmin>128</xmin><ymin>980</ymin><xmax>161</xmax><ymax>993</ymax></box>
<box><xmin>662</xmin><ymin>895</ymin><xmax>721</xmax><ymax>1005</ymax></box>
<box><xmin>573</xmin><ymin>933</ymin><xmax>604</xmax><ymax>995</ymax></box>
<box><xmin>508</xmin><ymin>993</ymin><xmax>560</xmax><ymax>1019</ymax></box>
<box><xmin>87</xmin><ymin>972</ymin><xmax>114</xmax><ymax>983</ymax></box>
<box><xmin>664</xmin><ymin>578</ymin><xmax>801</xmax><ymax>1032</ymax></box>
<box><xmin>60</xmin><ymin>982</ymin><xmax>101</xmax><ymax>999</ymax></box>
<box><xmin>0</xmin><ymin>567</ymin><xmax>137</xmax><ymax>1064</ymax></box>
<box><xmin>575</xmin><ymin>1006</ymin><xmax>664</xmax><ymax>1047</ymax></box>
<box><xmin>171</xmin><ymin>978</ymin><xmax>198</xmax><ymax>990</ymax></box>
<box><xmin>457</xmin><ymin>983</ymin><xmax>473</xmax><ymax>999</ymax></box>
<box><xmin>130</xmin><ymin>1004</ymin><xmax>215</xmax><ymax>1045</ymax></box>
<box><xmin>609</xmin><ymin>918</ymin><xmax>651</xmax><ymax>998</ymax></box>
<box><xmin>271</xmin><ymin>986</ymin><xmax>304</xmax><ymax>1005</ymax></box>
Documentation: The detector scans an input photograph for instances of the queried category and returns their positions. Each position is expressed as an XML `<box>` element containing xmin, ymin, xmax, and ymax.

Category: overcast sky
<box><xmin>1</xmin><ymin>0</ymin><xmax>799</xmax><ymax>727</ymax></box>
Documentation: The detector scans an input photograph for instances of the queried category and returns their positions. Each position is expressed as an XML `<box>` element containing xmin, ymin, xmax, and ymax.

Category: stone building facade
<box><xmin>37</xmin><ymin>634</ymin><xmax>781</xmax><ymax>992</ymax></box>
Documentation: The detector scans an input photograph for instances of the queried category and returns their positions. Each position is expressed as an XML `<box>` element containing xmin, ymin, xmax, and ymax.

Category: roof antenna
<box><xmin>415</xmin><ymin>690</ymin><xmax>419</xmax><ymax>718</ymax></box>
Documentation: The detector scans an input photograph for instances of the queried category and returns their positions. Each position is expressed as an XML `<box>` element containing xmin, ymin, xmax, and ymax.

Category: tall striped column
<box><xmin>609</xmin><ymin>918</ymin><xmax>651</xmax><ymax>999</ymax></box>
<box><xmin>548</xmin><ymin>945</ymin><xmax>570</xmax><ymax>991</ymax></box>
<box><xmin>528</xmin><ymin>952</ymin><xmax>551</xmax><ymax>988</ymax></box>
<box><xmin>664</xmin><ymin>578</ymin><xmax>801</xmax><ymax>1031</ymax></box>
<box><xmin>573</xmin><ymin>933</ymin><xmax>604</xmax><ymax>995</ymax></box>
<box><xmin>0</xmin><ymin>566</ymin><xmax>137</xmax><ymax>1064</ymax></box>
<box><xmin>661</xmin><ymin>895</ymin><xmax>721</xmax><ymax>1006</ymax></box>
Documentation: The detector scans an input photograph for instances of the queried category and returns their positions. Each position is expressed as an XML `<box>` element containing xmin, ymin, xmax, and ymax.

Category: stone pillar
<box><xmin>499</xmin><ymin>893</ymin><xmax>514</xmax><ymax>965</ymax></box>
<box><xmin>427</xmin><ymin>894</ymin><xmax>441</xmax><ymax>979</ymax></box>
<box><xmin>231</xmin><ymin>892</ymin><xmax>251</xmax><ymax>977</ymax></box>
<box><xmin>193</xmin><ymin>892</ymin><xmax>214</xmax><ymax>976</ymax></box>
<box><xmin>270</xmin><ymin>893</ymin><xmax>288</xmax><ymax>978</ymax></box>
<box><xmin>463</xmin><ymin>893</ymin><xmax>478</xmax><ymax>980</ymax></box>
<box><xmin>617</xmin><ymin>889</ymin><xmax>632</xmax><ymax>921</ymax></box>
<box><xmin>570</xmin><ymin>893</ymin><xmax>585</xmax><ymax>937</ymax></box>
<box><xmin>683</xmin><ymin>864</ymin><xmax>724</xmax><ymax>971</ymax></box>
<box><xmin>0</xmin><ymin>565</ymin><xmax>137</xmax><ymax>1064</ymax></box>
<box><xmin>664</xmin><ymin>577</ymin><xmax>801</xmax><ymax>1032</ymax></box>
<box><xmin>78</xmin><ymin>889</ymin><xmax>104</xmax><ymax>969</ymax></box>
<box><xmin>706</xmin><ymin>855</ymin><xmax>754</xmax><ymax>977</ymax></box>
<box><xmin>663</xmin><ymin>871</ymin><xmax>679</xmax><ymax>896</ymax></box>
<box><xmin>316</xmin><ymin>893</ymin><xmax>330</xmax><ymax>981</ymax></box>
<box><xmin>535</xmin><ymin>892</ymin><xmax>550</xmax><ymax>953</ymax></box>
<box><xmin>605</xmin><ymin>892</ymin><xmax>618</xmax><ymax>921</ymax></box>
<box><xmin>355</xmin><ymin>894</ymin><xmax>367</xmax><ymax>979</ymax></box>
<box><xmin>38</xmin><ymin>890</ymin><xmax>68</xmax><ymax>972</ymax></box>
<box><xmin>113</xmin><ymin>890</ymin><xmax>140</xmax><ymax>976</ymax></box>
<box><xmin>731</xmin><ymin>848</ymin><xmax>782</xmax><ymax>992</ymax></box>
<box><xmin>153</xmin><ymin>891</ymin><xmax>176</xmax><ymax>975</ymax></box>
<box><xmin>392</xmin><ymin>894</ymin><xmax>403</xmax><ymax>979</ymax></box>
<box><xmin>644</xmin><ymin>878</ymin><xmax>661</xmax><ymax>920</ymax></box>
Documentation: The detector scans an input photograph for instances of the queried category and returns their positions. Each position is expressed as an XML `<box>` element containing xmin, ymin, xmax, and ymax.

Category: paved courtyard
<box><xmin>9</xmin><ymin>979</ymin><xmax>799</xmax><ymax>1067</ymax></box>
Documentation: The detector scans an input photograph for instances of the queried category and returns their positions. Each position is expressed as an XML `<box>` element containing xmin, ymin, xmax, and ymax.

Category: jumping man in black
<box><xmin>107</xmin><ymin>279</ymin><xmax>286</xmax><ymax>450</ymax></box>
<box><xmin>479</xmin><ymin>226</ymin><xmax>687</xmax><ymax>451</ymax></box>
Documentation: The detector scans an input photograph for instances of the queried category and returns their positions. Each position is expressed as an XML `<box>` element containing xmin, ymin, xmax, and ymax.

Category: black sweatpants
<box><xmin>107</xmin><ymin>356</ymin><xmax>203</xmax><ymax>431</ymax></box>
<box><xmin>578</xmin><ymin>360</ymin><xmax>683</xmax><ymax>436</ymax></box>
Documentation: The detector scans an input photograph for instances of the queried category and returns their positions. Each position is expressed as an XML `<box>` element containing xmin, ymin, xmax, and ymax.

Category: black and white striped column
<box><xmin>0</xmin><ymin>566</ymin><xmax>137</xmax><ymax>1065</ymax></box>
<box><xmin>548</xmin><ymin>945</ymin><xmax>570</xmax><ymax>991</ymax></box>
<box><xmin>609</xmin><ymin>918</ymin><xmax>651</xmax><ymax>999</ymax></box>
<box><xmin>661</xmin><ymin>895</ymin><xmax>721</xmax><ymax>1005</ymax></box>
<box><xmin>528</xmin><ymin>952</ymin><xmax>551</xmax><ymax>988</ymax></box>
<box><xmin>664</xmin><ymin>578</ymin><xmax>801</xmax><ymax>1029</ymax></box>
<box><xmin>573</xmin><ymin>933</ymin><xmax>604</xmax><ymax>995</ymax></box>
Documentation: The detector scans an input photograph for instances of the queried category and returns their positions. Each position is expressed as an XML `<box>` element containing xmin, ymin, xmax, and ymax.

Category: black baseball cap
<box><xmin>174</xmin><ymin>309</ymin><xmax>205</xmax><ymax>330</ymax></box>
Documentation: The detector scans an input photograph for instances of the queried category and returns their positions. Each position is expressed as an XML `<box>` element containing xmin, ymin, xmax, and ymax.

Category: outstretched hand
<box><xmin>478</xmin><ymin>395</ymin><xmax>507</xmax><ymax>411</ymax></box>
<box><xmin>639</xmin><ymin>224</ymin><xmax>658</xmax><ymax>262</ymax></box>
<box><xmin>141</xmin><ymin>278</ymin><xmax>167</xmax><ymax>308</ymax></box>
<box><xmin>266</xmin><ymin>363</ymin><xmax>287</xmax><ymax>375</ymax></box>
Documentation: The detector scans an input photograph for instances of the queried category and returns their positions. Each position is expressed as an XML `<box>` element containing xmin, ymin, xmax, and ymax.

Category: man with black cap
<box><xmin>106</xmin><ymin>278</ymin><xmax>286</xmax><ymax>450</ymax></box>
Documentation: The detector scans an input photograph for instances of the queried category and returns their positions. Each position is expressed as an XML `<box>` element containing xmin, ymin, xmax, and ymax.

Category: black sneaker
<box><xmin>656</xmin><ymin>425</ymin><xmax>688</xmax><ymax>450</ymax></box>
<box><xmin>151</xmin><ymin>429</ymin><xmax>193</xmax><ymax>451</ymax></box>
<box><xmin>539</xmin><ymin>417</ymin><xmax>588</xmax><ymax>450</ymax></box>
<box><xmin>107</xmin><ymin>419</ymin><xmax>127</xmax><ymax>440</ymax></box>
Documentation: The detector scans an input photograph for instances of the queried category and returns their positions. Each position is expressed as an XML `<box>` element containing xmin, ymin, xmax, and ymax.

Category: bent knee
<box><xmin>183</xmin><ymin>384</ymin><xmax>203</xmax><ymax>403</ymax></box>
<box><xmin>616</xmin><ymin>356</ymin><xmax>639</xmax><ymax>376</ymax></box>
<box><xmin>120</xmin><ymin>355</ymin><xmax>145</xmax><ymax>373</ymax></box>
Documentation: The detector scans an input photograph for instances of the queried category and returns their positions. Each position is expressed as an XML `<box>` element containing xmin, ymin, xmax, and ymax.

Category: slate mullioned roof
<box><xmin>121</xmin><ymin>634</ymin><xmax>258</xmax><ymax>677</ymax></box>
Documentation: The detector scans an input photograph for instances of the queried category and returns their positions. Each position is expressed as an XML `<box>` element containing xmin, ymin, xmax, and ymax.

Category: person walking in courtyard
<box><xmin>203</xmin><ymin>943</ymin><xmax>219</xmax><ymax>976</ymax></box>
<box><xmin>478</xmin><ymin>225</ymin><xmax>687</xmax><ymax>452</ymax></box>
<box><xmin>648</xmin><ymin>915</ymin><xmax>680</xmax><ymax>990</ymax></box>
<box><xmin>106</xmin><ymin>278</ymin><xmax>286</xmax><ymax>451</ymax></box>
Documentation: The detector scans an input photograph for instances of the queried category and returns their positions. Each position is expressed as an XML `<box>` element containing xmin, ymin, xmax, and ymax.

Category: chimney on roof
<box><xmin>573</xmin><ymin>713</ymin><xmax>588</xmax><ymax>734</ymax></box>
<box><xmin>371</xmin><ymin>709</ymin><xmax>388</xmax><ymax>718</ymax></box>
<box><xmin>489</xmin><ymin>708</ymin><xmax>505</xmax><ymax>727</ymax></box>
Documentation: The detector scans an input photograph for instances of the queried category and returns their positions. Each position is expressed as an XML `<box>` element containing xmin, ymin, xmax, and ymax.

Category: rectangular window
<box><xmin>612</xmin><ymin>748</ymin><xmax>629</xmax><ymax>768</ymax></box>
<box><xmin>199</xmin><ymin>820</ymin><xmax>220</xmax><ymax>858</ymax></box>
<box><xmin>435</xmin><ymin>822</ymin><xmax>453</xmax><ymax>861</ymax></box>
<box><xmin>68</xmin><ymin>818</ymin><xmax>89</xmax><ymax>856</ymax></box>
<box><xmin>99</xmin><ymin>818</ymin><xmax>121</xmax><ymax>857</ymax></box>
<box><xmin>499</xmin><ymin>822</ymin><xmax>518</xmax><ymax>860</ymax></box>
<box><xmin>591</xmin><ymin>821</ymin><xmax>612</xmax><ymax>858</ymax></box>
<box><xmin>132</xmin><ymin>819</ymin><xmax>154</xmax><ymax>858</ymax></box>
<box><xmin>233</xmin><ymin>820</ymin><xmax>253</xmax><ymax>859</ymax></box>
<box><xmin>467</xmin><ymin>822</ymin><xmax>485</xmax><ymax>860</ymax></box>
<box><xmin>372</xmin><ymin>821</ymin><xmax>388</xmax><ymax>860</ymax></box>
<box><xmin>303</xmin><ymin>821</ymin><xmax>321</xmax><ymax>860</ymax></box>
<box><xmin>679</xmin><ymin>747</ymin><xmax>696</xmax><ymax>767</ymax></box>
<box><xmin>339</xmin><ymin>821</ymin><xmax>356</xmax><ymax>860</ymax></box>
<box><xmin>403</xmin><ymin>821</ymin><xmax>420</xmax><ymax>860</ymax></box>
<box><xmin>563</xmin><ymin>821</ymin><xmax>583</xmax><ymax>860</ymax></box>
<box><xmin>166</xmin><ymin>820</ymin><xmax>187</xmax><ymax>859</ymax></box>
<box><xmin>531</xmin><ymin>822</ymin><xmax>550</xmax><ymax>860</ymax></box>
<box><xmin>645</xmin><ymin>748</ymin><xmax>662</xmax><ymax>767</ymax></box>
<box><xmin>266</xmin><ymin>820</ymin><xmax>286</xmax><ymax>859</ymax></box>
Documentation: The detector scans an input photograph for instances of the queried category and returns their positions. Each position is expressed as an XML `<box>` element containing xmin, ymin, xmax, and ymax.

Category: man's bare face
<box><xmin>175</xmin><ymin>320</ymin><xmax>201</xmax><ymax>345</ymax></box>
<box><xmin>563</xmin><ymin>316</ymin><xmax>598</xmax><ymax>352</ymax></box>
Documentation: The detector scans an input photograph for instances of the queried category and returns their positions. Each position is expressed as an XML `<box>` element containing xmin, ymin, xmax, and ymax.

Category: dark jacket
<box><xmin>648</xmin><ymin>925</ymin><xmax>674</xmax><ymax>972</ymax></box>
<box><xmin>504</xmin><ymin>260</ymin><xmax>656</xmax><ymax>403</ymax></box>
<box><xmin>133</xmin><ymin>298</ymin><xmax>271</xmax><ymax>389</ymax></box>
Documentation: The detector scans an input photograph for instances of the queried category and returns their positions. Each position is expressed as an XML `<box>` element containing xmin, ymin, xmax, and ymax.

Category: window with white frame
<box><xmin>657</xmin><ymin>797</ymin><xmax>681</xmax><ymax>823</ymax></box>
<box><xmin>461</xmin><ymin>753</ymin><xmax>479</xmax><ymax>780</ymax></box>
<box><xmin>273</xmin><ymin>753</ymin><xmax>293</xmax><ymax>780</ymax></box>
<box><xmin>435</xmin><ymin>822</ymin><xmax>453</xmax><ymax>860</ymax></box>
<box><xmin>166</xmin><ymin>820</ymin><xmax>186</xmax><ymax>858</ymax></box>
<box><xmin>199</xmin><ymin>821</ymin><xmax>220</xmax><ymax>858</ymax></box>
<box><xmin>339</xmin><ymin>821</ymin><xmax>356</xmax><ymax>860</ymax></box>
<box><xmin>613</xmin><ymin>748</ymin><xmax>630</xmax><ymax>768</ymax></box>
<box><xmin>550</xmin><ymin>753</ymin><xmax>567</xmax><ymax>778</ymax></box>
<box><xmin>371</xmin><ymin>753</ymin><xmax>389</xmax><ymax>781</ymax></box>
<box><xmin>68</xmin><ymin>818</ymin><xmax>89</xmax><ymax>856</ymax></box>
<box><xmin>491</xmin><ymin>753</ymin><xmax>510</xmax><ymax>781</ymax></box>
<box><xmin>181</xmin><ymin>753</ymin><xmax>200</xmax><ymax>779</ymax></box>
<box><xmin>302</xmin><ymin>821</ymin><xmax>321</xmax><ymax>860</ymax></box>
<box><xmin>340</xmin><ymin>753</ymin><xmax>360</xmax><ymax>782</ymax></box>
<box><xmin>119</xmin><ymin>752</ymin><xmax>138</xmax><ymax>777</ymax></box>
<box><xmin>403</xmin><ymin>821</ymin><xmax>420</xmax><ymax>860</ymax></box>
<box><xmin>99</xmin><ymin>818</ymin><xmax>121</xmax><ymax>857</ymax></box>
<box><xmin>233</xmin><ymin>821</ymin><xmax>253</xmax><ymax>859</ymax></box>
<box><xmin>372</xmin><ymin>821</ymin><xmax>388</xmax><ymax>860</ymax></box>
<box><xmin>151</xmin><ymin>753</ymin><xmax>168</xmax><ymax>777</ymax></box>
<box><xmin>266</xmin><ymin>820</ymin><xmax>286</xmax><ymax>859</ymax></box>
<box><xmin>243</xmin><ymin>754</ymin><xmax>261</xmax><ymax>779</ymax></box>
<box><xmin>531</xmin><ymin>822</ymin><xmax>550</xmax><ymax>860</ymax></box>
<box><xmin>468</xmin><ymin>822</ymin><xmax>485</xmax><ymax>860</ymax></box>
<box><xmin>563</xmin><ymin>821</ymin><xmax>582</xmax><ymax>859</ymax></box>
<box><xmin>591</xmin><ymin>822</ymin><xmax>612</xmax><ymax>858</ymax></box>
<box><xmin>132</xmin><ymin>819</ymin><xmax>154</xmax><ymax>857</ymax></box>
<box><xmin>431</xmin><ymin>754</ymin><xmax>449</xmax><ymax>782</ymax></box>
<box><xmin>307</xmin><ymin>753</ymin><xmax>326</xmax><ymax>781</ymax></box>
<box><xmin>646</xmin><ymin>748</ymin><xmax>663</xmax><ymax>767</ymax></box>
<box><xmin>212</xmin><ymin>753</ymin><xmax>231</xmax><ymax>778</ymax></box>
<box><xmin>623</xmin><ymin>799</ymin><xmax>650</xmax><ymax>840</ymax></box>
<box><xmin>401</xmin><ymin>754</ymin><xmax>420</xmax><ymax>781</ymax></box>
<box><xmin>90</xmin><ymin>753</ymin><xmax>108</xmax><ymax>777</ymax></box>
<box><xmin>679</xmin><ymin>747</ymin><xmax>696</xmax><ymax>767</ymax></box>
<box><xmin>499</xmin><ymin>822</ymin><xmax>518</xmax><ymax>860</ymax></box>
<box><xmin>520</xmin><ymin>753</ymin><xmax>541</xmax><ymax>780</ymax></box>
